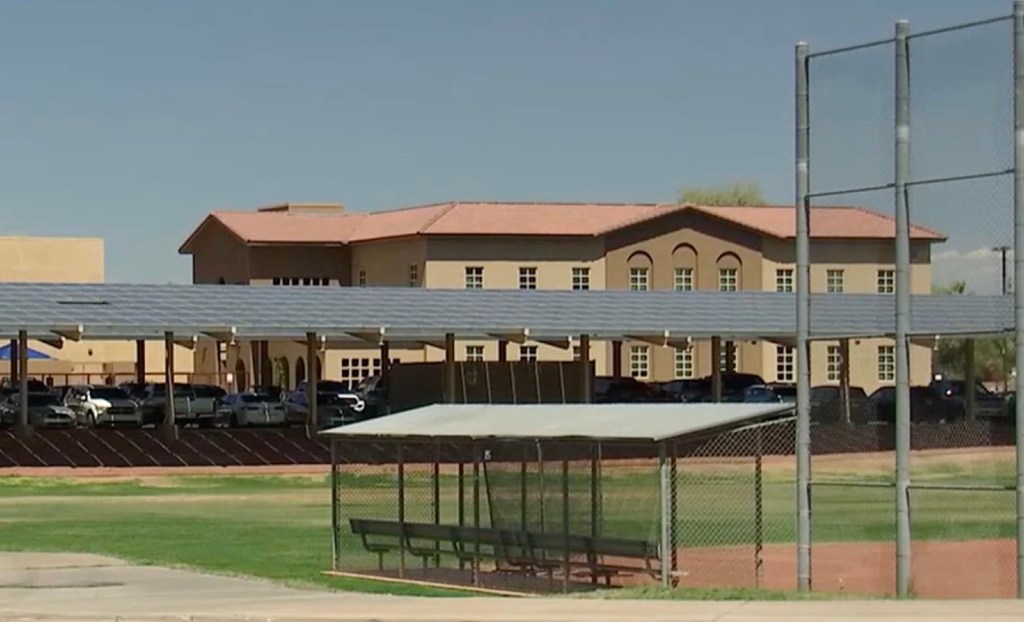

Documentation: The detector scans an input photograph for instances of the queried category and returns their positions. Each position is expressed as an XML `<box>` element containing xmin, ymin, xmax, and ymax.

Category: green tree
<box><xmin>933</xmin><ymin>280</ymin><xmax>1013</xmax><ymax>386</ymax></box>
<box><xmin>679</xmin><ymin>182</ymin><xmax>766</xmax><ymax>206</ymax></box>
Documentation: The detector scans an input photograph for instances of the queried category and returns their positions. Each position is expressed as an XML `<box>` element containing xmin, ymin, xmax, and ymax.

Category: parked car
<box><xmin>0</xmin><ymin>392</ymin><xmax>76</xmax><ymax>428</ymax></box>
<box><xmin>929</xmin><ymin>379</ymin><xmax>1006</xmax><ymax>418</ymax></box>
<box><xmin>63</xmin><ymin>384</ymin><xmax>142</xmax><ymax>427</ymax></box>
<box><xmin>768</xmin><ymin>383</ymin><xmax>797</xmax><ymax>404</ymax></box>
<box><xmin>810</xmin><ymin>385</ymin><xmax>876</xmax><ymax>423</ymax></box>
<box><xmin>652</xmin><ymin>379</ymin><xmax>709</xmax><ymax>403</ymax></box>
<box><xmin>742</xmin><ymin>384</ymin><xmax>783</xmax><ymax>403</ymax></box>
<box><xmin>0</xmin><ymin>378</ymin><xmax>51</xmax><ymax>394</ymax></box>
<box><xmin>283</xmin><ymin>380</ymin><xmax>366</xmax><ymax>428</ymax></box>
<box><xmin>217</xmin><ymin>392</ymin><xmax>287</xmax><ymax>427</ymax></box>
<box><xmin>593</xmin><ymin>376</ymin><xmax>670</xmax><ymax>403</ymax></box>
<box><xmin>354</xmin><ymin>375</ymin><xmax>387</xmax><ymax>417</ymax></box>
<box><xmin>870</xmin><ymin>386</ymin><xmax>965</xmax><ymax>423</ymax></box>
<box><xmin>137</xmin><ymin>383</ymin><xmax>219</xmax><ymax>427</ymax></box>
<box><xmin>119</xmin><ymin>382</ymin><xmax>148</xmax><ymax>402</ymax></box>
<box><xmin>248</xmin><ymin>384</ymin><xmax>284</xmax><ymax>403</ymax></box>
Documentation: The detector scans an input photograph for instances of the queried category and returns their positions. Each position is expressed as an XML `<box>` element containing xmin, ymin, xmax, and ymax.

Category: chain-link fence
<box><xmin>328</xmin><ymin>417</ymin><xmax>794</xmax><ymax>594</ymax></box>
<box><xmin>800</xmin><ymin>3</ymin><xmax>1020</xmax><ymax>599</ymax></box>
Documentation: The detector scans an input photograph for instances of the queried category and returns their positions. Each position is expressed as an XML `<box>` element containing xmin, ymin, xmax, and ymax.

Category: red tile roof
<box><xmin>179</xmin><ymin>201</ymin><xmax>945</xmax><ymax>252</ymax></box>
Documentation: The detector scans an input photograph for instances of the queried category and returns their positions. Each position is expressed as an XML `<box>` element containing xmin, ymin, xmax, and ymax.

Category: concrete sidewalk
<box><xmin>2</xmin><ymin>553</ymin><xmax>1024</xmax><ymax>622</ymax></box>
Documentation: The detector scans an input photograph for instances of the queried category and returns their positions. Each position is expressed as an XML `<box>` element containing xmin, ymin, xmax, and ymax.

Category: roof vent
<box><xmin>257</xmin><ymin>203</ymin><xmax>344</xmax><ymax>215</ymax></box>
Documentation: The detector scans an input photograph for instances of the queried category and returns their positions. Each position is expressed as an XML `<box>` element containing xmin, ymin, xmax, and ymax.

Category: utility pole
<box><xmin>994</xmin><ymin>245</ymin><xmax>1011</xmax><ymax>295</ymax></box>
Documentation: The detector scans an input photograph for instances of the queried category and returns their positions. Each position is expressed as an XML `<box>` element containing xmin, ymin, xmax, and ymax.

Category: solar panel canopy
<box><xmin>319</xmin><ymin>402</ymin><xmax>795</xmax><ymax>442</ymax></box>
<box><xmin>0</xmin><ymin>283</ymin><xmax>1011</xmax><ymax>342</ymax></box>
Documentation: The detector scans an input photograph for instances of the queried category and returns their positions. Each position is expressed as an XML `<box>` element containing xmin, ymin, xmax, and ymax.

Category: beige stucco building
<box><xmin>179</xmin><ymin>202</ymin><xmax>944</xmax><ymax>394</ymax></box>
<box><xmin>0</xmin><ymin>236</ymin><xmax>193</xmax><ymax>386</ymax></box>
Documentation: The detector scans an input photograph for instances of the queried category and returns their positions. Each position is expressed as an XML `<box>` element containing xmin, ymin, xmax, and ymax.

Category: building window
<box><xmin>629</xmin><ymin>345</ymin><xmax>650</xmax><ymax>379</ymax></box>
<box><xmin>674</xmin><ymin>268</ymin><xmax>694</xmax><ymax>291</ymax></box>
<box><xmin>339</xmin><ymin>357</ymin><xmax>382</xmax><ymax>390</ymax></box>
<box><xmin>408</xmin><ymin>264</ymin><xmax>419</xmax><ymax>287</ymax></box>
<box><xmin>775</xmin><ymin>269</ymin><xmax>794</xmax><ymax>293</ymax></box>
<box><xmin>519</xmin><ymin>267</ymin><xmax>537</xmax><ymax>290</ymax></box>
<box><xmin>629</xmin><ymin>267</ymin><xmax>649</xmax><ymax>291</ymax></box>
<box><xmin>520</xmin><ymin>345</ymin><xmax>538</xmax><ymax>362</ymax></box>
<box><xmin>273</xmin><ymin>277</ymin><xmax>329</xmax><ymax>286</ymax></box>
<box><xmin>357</xmin><ymin>270</ymin><xmax>366</xmax><ymax>287</ymax></box>
<box><xmin>572</xmin><ymin>345</ymin><xmax>581</xmax><ymax>361</ymax></box>
<box><xmin>719</xmin><ymin>341</ymin><xmax>738</xmax><ymax>372</ymax></box>
<box><xmin>826</xmin><ymin>269</ymin><xmax>845</xmax><ymax>293</ymax></box>
<box><xmin>877</xmin><ymin>269</ymin><xmax>895</xmax><ymax>294</ymax></box>
<box><xmin>272</xmin><ymin>277</ymin><xmax>281</xmax><ymax>285</ymax></box>
<box><xmin>675</xmin><ymin>348</ymin><xmax>694</xmax><ymax>379</ymax></box>
<box><xmin>465</xmin><ymin>267</ymin><xmax>484</xmax><ymax>289</ymax></box>
<box><xmin>572</xmin><ymin>267</ymin><xmax>590</xmax><ymax>291</ymax></box>
<box><xmin>877</xmin><ymin>345</ymin><xmax>895</xmax><ymax>382</ymax></box>
<box><xmin>776</xmin><ymin>346</ymin><xmax>794</xmax><ymax>382</ymax></box>
<box><xmin>718</xmin><ymin>268</ymin><xmax>738</xmax><ymax>292</ymax></box>
<box><xmin>826</xmin><ymin>345</ymin><xmax>841</xmax><ymax>382</ymax></box>
<box><xmin>466</xmin><ymin>345</ymin><xmax>485</xmax><ymax>362</ymax></box>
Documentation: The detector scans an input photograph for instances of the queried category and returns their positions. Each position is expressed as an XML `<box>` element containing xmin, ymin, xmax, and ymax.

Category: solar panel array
<box><xmin>0</xmin><ymin>282</ymin><xmax>1011</xmax><ymax>341</ymax></box>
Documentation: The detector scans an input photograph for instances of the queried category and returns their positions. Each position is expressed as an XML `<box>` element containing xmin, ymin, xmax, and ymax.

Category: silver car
<box><xmin>217</xmin><ymin>392</ymin><xmax>287</xmax><ymax>427</ymax></box>
<box><xmin>64</xmin><ymin>384</ymin><xmax>142</xmax><ymax>427</ymax></box>
<box><xmin>0</xmin><ymin>392</ymin><xmax>76</xmax><ymax>428</ymax></box>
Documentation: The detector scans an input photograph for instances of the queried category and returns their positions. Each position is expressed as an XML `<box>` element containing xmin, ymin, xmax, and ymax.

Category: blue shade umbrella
<box><xmin>0</xmin><ymin>343</ymin><xmax>52</xmax><ymax>360</ymax></box>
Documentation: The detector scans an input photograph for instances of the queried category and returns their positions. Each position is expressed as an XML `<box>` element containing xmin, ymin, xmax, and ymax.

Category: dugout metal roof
<box><xmin>0</xmin><ymin>282</ymin><xmax>1011</xmax><ymax>343</ymax></box>
<box><xmin>320</xmin><ymin>403</ymin><xmax>794</xmax><ymax>443</ymax></box>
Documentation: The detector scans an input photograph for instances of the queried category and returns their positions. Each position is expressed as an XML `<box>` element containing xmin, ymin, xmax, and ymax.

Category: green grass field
<box><xmin>0</xmin><ymin>449</ymin><xmax>1014</xmax><ymax>599</ymax></box>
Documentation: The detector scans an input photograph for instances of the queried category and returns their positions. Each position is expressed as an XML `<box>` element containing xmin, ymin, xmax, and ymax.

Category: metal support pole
<box><xmin>397</xmin><ymin>442</ymin><xmax>406</xmax><ymax>578</ymax></box>
<box><xmin>659</xmin><ymin>442</ymin><xmax>671</xmax><ymax>587</ymax></box>
<box><xmin>840</xmin><ymin>339</ymin><xmax>852</xmax><ymax>424</ymax></box>
<box><xmin>561</xmin><ymin>456</ymin><xmax>570</xmax><ymax>593</ymax></box>
<box><xmin>1013</xmin><ymin>0</ymin><xmax>1024</xmax><ymax>599</ymax></box>
<box><xmin>433</xmin><ymin>441</ymin><xmax>441</xmax><ymax>568</ymax></box>
<box><xmin>330</xmin><ymin>439</ymin><xmax>340</xmax><ymax>571</ymax></box>
<box><xmin>590</xmin><ymin>443</ymin><xmax>599</xmax><ymax>541</ymax></box>
<box><xmin>965</xmin><ymin>339</ymin><xmax>977</xmax><ymax>420</ymax></box>
<box><xmin>894</xmin><ymin>18</ymin><xmax>912</xmax><ymax>599</ymax></box>
<box><xmin>458</xmin><ymin>460</ymin><xmax>466</xmax><ymax>570</ymax></box>
<box><xmin>472</xmin><ymin>442</ymin><xmax>482</xmax><ymax>587</ymax></box>
<box><xmin>669</xmin><ymin>444</ymin><xmax>679</xmax><ymax>586</ymax></box>
<box><xmin>498</xmin><ymin>340</ymin><xmax>508</xmax><ymax>363</ymax></box>
<box><xmin>711</xmin><ymin>337</ymin><xmax>723</xmax><ymax>402</ymax></box>
<box><xmin>611</xmin><ymin>340</ymin><xmax>623</xmax><ymax>378</ymax></box>
<box><xmin>521</xmin><ymin>445</ymin><xmax>529</xmax><ymax>531</ymax></box>
<box><xmin>794</xmin><ymin>39</ymin><xmax>812</xmax><ymax>593</ymax></box>
<box><xmin>579</xmin><ymin>334</ymin><xmax>592</xmax><ymax>403</ymax></box>
<box><xmin>17</xmin><ymin>330</ymin><xmax>28</xmax><ymax>431</ymax></box>
<box><xmin>135</xmin><ymin>340</ymin><xmax>146</xmax><ymax>385</ymax></box>
<box><xmin>163</xmin><ymin>331</ymin><xmax>176</xmax><ymax>430</ymax></box>
<box><xmin>306</xmin><ymin>332</ymin><xmax>318</xmax><ymax>431</ymax></box>
<box><xmin>755</xmin><ymin>424</ymin><xmax>765</xmax><ymax>589</ymax></box>
<box><xmin>444</xmin><ymin>333</ymin><xmax>457</xmax><ymax>404</ymax></box>
<box><xmin>9</xmin><ymin>339</ymin><xmax>19</xmax><ymax>387</ymax></box>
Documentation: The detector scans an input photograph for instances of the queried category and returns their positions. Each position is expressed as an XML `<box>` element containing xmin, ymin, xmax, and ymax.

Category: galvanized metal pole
<box><xmin>894</xmin><ymin>18</ymin><xmax>913</xmax><ymax>599</ymax></box>
<box><xmin>659</xmin><ymin>442</ymin><xmax>671</xmax><ymax>587</ymax></box>
<box><xmin>163</xmin><ymin>331</ymin><xmax>176</xmax><ymax>430</ymax></box>
<box><xmin>397</xmin><ymin>442</ymin><xmax>406</xmax><ymax>578</ymax></box>
<box><xmin>965</xmin><ymin>340</ymin><xmax>977</xmax><ymax>420</ymax></box>
<box><xmin>306</xmin><ymin>332</ymin><xmax>318</xmax><ymax>431</ymax></box>
<box><xmin>17</xmin><ymin>330</ymin><xmax>28</xmax><ymax>431</ymax></box>
<box><xmin>794</xmin><ymin>40</ymin><xmax>812</xmax><ymax>593</ymax></box>
<box><xmin>330</xmin><ymin>439</ymin><xmax>340</xmax><ymax>571</ymax></box>
<box><xmin>1013</xmin><ymin>0</ymin><xmax>1024</xmax><ymax>599</ymax></box>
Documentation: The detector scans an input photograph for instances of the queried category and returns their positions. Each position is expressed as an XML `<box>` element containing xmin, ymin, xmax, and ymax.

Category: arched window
<box><xmin>234</xmin><ymin>358</ymin><xmax>248</xmax><ymax>393</ymax></box>
<box><xmin>672</xmin><ymin>244</ymin><xmax>698</xmax><ymax>291</ymax></box>
<box><xmin>273</xmin><ymin>357</ymin><xmax>290</xmax><ymax>390</ymax></box>
<box><xmin>627</xmin><ymin>251</ymin><xmax>653</xmax><ymax>291</ymax></box>
<box><xmin>716</xmin><ymin>252</ymin><xmax>742</xmax><ymax>292</ymax></box>
<box><xmin>295</xmin><ymin>357</ymin><xmax>306</xmax><ymax>386</ymax></box>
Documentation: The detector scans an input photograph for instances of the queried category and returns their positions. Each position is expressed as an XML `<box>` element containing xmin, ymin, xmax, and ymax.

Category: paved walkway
<box><xmin>2</xmin><ymin>553</ymin><xmax>1024</xmax><ymax>622</ymax></box>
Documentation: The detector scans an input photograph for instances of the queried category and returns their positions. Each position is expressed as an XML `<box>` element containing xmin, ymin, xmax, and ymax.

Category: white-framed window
<box><xmin>519</xmin><ymin>267</ymin><xmax>537</xmax><ymax>290</ymax></box>
<box><xmin>719</xmin><ymin>340</ymin><xmax>738</xmax><ymax>372</ymax></box>
<box><xmin>629</xmin><ymin>267</ymin><xmax>649</xmax><ymax>291</ymax></box>
<box><xmin>339</xmin><ymin>357</ymin><xmax>383</xmax><ymax>390</ymax></box>
<box><xmin>775</xmin><ymin>346</ymin><xmax>794</xmax><ymax>382</ymax></box>
<box><xmin>408</xmin><ymin>264</ymin><xmax>419</xmax><ymax>287</ymax></box>
<box><xmin>877</xmin><ymin>269</ymin><xmax>895</xmax><ymax>294</ymax></box>
<box><xmin>826</xmin><ymin>345</ymin><xmax>841</xmax><ymax>382</ymax></box>
<box><xmin>674</xmin><ymin>348</ymin><xmax>694</xmax><ymax>379</ymax></box>
<box><xmin>877</xmin><ymin>345</ymin><xmax>895</xmax><ymax>382</ymax></box>
<box><xmin>272</xmin><ymin>277</ymin><xmax>330</xmax><ymax>286</ymax></box>
<box><xmin>629</xmin><ymin>345</ymin><xmax>650</xmax><ymax>379</ymax></box>
<box><xmin>465</xmin><ymin>345</ymin><xmax>485</xmax><ymax>362</ymax></box>
<box><xmin>357</xmin><ymin>270</ymin><xmax>366</xmax><ymax>286</ymax></box>
<box><xmin>519</xmin><ymin>345</ymin><xmax>538</xmax><ymax>362</ymax></box>
<box><xmin>572</xmin><ymin>345</ymin><xmax>581</xmax><ymax>361</ymax></box>
<box><xmin>826</xmin><ymin>269</ymin><xmax>845</xmax><ymax>293</ymax></box>
<box><xmin>674</xmin><ymin>267</ymin><xmax>694</xmax><ymax>291</ymax></box>
<box><xmin>572</xmin><ymin>267</ymin><xmax>590</xmax><ymax>291</ymax></box>
<box><xmin>718</xmin><ymin>268</ymin><xmax>738</xmax><ymax>292</ymax></box>
<box><xmin>465</xmin><ymin>267</ymin><xmax>484</xmax><ymax>289</ymax></box>
<box><xmin>775</xmin><ymin>268</ymin><xmax>794</xmax><ymax>293</ymax></box>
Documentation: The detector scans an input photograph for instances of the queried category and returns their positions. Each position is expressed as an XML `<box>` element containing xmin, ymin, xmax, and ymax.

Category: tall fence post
<box><xmin>893</xmin><ymin>18</ymin><xmax>913</xmax><ymax>599</ymax></box>
<box><xmin>330</xmin><ymin>439</ymin><xmax>340</xmax><ymax>571</ymax></box>
<box><xmin>1013</xmin><ymin>0</ymin><xmax>1024</xmax><ymax>600</ymax></box>
<box><xmin>794</xmin><ymin>39</ymin><xmax>812</xmax><ymax>593</ymax></box>
<box><xmin>659</xmin><ymin>442</ymin><xmax>671</xmax><ymax>587</ymax></box>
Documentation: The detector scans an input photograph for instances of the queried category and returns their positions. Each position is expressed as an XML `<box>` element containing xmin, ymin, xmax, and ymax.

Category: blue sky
<box><xmin>0</xmin><ymin>0</ymin><xmax>1011</xmax><ymax>286</ymax></box>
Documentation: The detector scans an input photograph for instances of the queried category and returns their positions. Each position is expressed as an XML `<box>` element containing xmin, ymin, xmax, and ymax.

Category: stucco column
<box><xmin>135</xmin><ymin>340</ymin><xmax>146</xmax><ymax>385</ymax></box>
<box><xmin>711</xmin><ymin>337</ymin><xmax>722</xmax><ymax>402</ymax></box>
<box><xmin>611</xmin><ymin>340</ymin><xmax>623</xmax><ymax>379</ymax></box>
<box><xmin>162</xmin><ymin>331</ymin><xmax>177</xmax><ymax>438</ymax></box>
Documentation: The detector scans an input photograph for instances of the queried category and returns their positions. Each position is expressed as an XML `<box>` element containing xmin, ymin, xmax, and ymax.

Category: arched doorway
<box><xmin>273</xmin><ymin>357</ymin><xmax>290</xmax><ymax>390</ymax></box>
<box><xmin>234</xmin><ymin>358</ymin><xmax>248</xmax><ymax>393</ymax></box>
<box><xmin>295</xmin><ymin>357</ymin><xmax>306</xmax><ymax>387</ymax></box>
